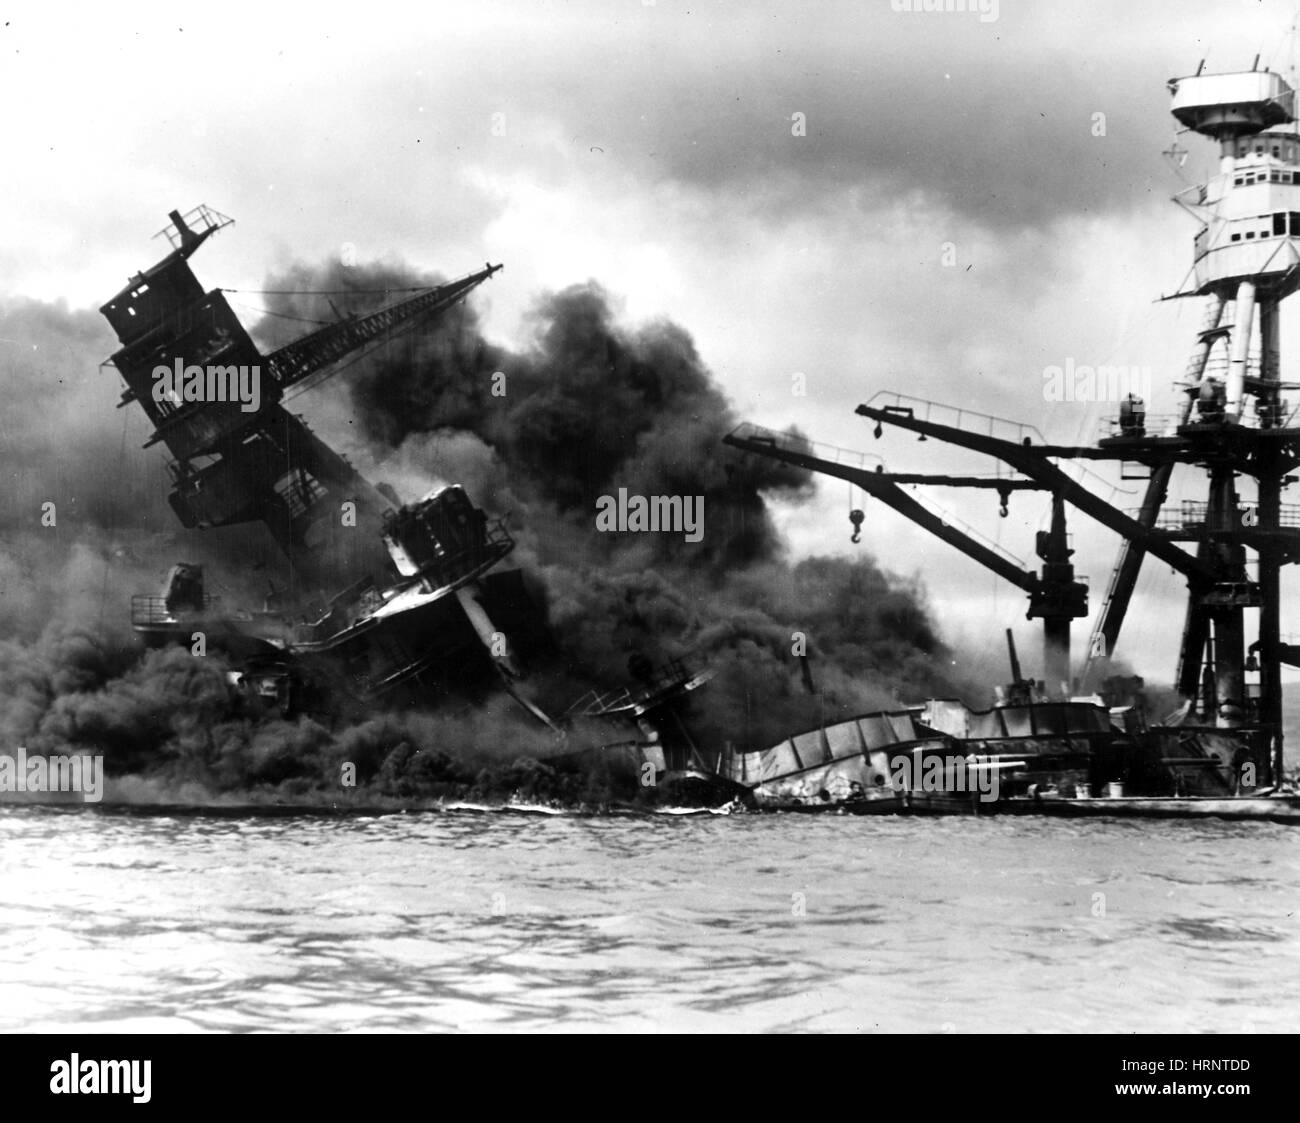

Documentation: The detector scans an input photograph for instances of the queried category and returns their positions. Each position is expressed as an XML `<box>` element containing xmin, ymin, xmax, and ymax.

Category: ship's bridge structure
<box><xmin>1170</xmin><ymin>69</ymin><xmax>1300</xmax><ymax>412</ymax></box>
<box><xmin>101</xmin><ymin>207</ymin><xmax>502</xmax><ymax>590</ymax></box>
<box><xmin>1175</xmin><ymin>69</ymin><xmax>1300</xmax><ymax>293</ymax></box>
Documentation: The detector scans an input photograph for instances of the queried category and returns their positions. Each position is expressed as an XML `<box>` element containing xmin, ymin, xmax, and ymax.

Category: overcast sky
<box><xmin>4</xmin><ymin>0</ymin><xmax>1300</xmax><ymax>683</ymax></box>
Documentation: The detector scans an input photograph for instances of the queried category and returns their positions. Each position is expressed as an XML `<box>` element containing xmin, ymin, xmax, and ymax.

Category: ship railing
<box><xmin>292</xmin><ymin>523</ymin><xmax>515</xmax><ymax>642</ymax></box>
<box><xmin>1050</xmin><ymin>459</ymin><xmax>1135</xmax><ymax>509</ymax></box>
<box><xmin>727</xmin><ymin>422</ymin><xmax>887</xmax><ymax>472</ymax></box>
<box><xmin>565</xmin><ymin>658</ymin><xmax>701</xmax><ymax>718</ymax></box>
<box><xmin>1246</xmin><ymin>504</ymin><xmax>1300</xmax><ymax>528</ymax></box>
<box><xmin>293</xmin><ymin>575</ymin><xmax>385</xmax><ymax>642</ymax></box>
<box><xmin>131</xmin><ymin>594</ymin><xmax>222</xmax><ymax>626</ymax></box>
<box><xmin>410</xmin><ymin>519</ymin><xmax>515</xmax><ymax>590</ymax></box>
<box><xmin>897</xmin><ymin>486</ymin><xmax>1033</xmax><ymax>573</ymax></box>
<box><xmin>153</xmin><ymin>204</ymin><xmax>234</xmax><ymax>249</ymax></box>
<box><xmin>1144</xmin><ymin>500</ymin><xmax>1208</xmax><ymax>532</ymax></box>
<box><xmin>1098</xmin><ymin>414</ymin><xmax>1183</xmax><ymax>439</ymax></box>
<box><xmin>729</xmin><ymin>421</ymin><xmax>1031</xmax><ymax>483</ymax></box>
<box><xmin>862</xmin><ymin>391</ymin><xmax>1047</xmax><ymax>447</ymax></box>
<box><xmin>1135</xmin><ymin>500</ymin><xmax>1300</xmax><ymax>531</ymax></box>
<box><xmin>1101</xmin><ymin>408</ymin><xmax>1297</xmax><ymax>437</ymax></box>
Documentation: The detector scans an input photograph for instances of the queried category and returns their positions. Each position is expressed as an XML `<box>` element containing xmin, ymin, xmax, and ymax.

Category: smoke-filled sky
<box><xmin>5</xmin><ymin>0</ymin><xmax>1300</xmax><ymax>684</ymax></box>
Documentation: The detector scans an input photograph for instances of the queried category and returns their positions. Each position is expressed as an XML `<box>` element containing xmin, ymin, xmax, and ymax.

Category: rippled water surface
<box><xmin>1</xmin><ymin>806</ymin><xmax>1297</xmax><ymax>1032</ymax></box>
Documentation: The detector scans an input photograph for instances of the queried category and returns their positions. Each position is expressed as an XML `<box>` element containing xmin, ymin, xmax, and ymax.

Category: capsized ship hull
<box><xmin>720</xmin><ymin>699</ymin><xmax>1295</xmax><ymax>821</ymax></box>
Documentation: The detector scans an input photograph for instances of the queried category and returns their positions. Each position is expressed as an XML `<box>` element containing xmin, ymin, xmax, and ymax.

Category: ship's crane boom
<box><xmin>261</xmin><ymin>264</ymin><xmax>502</xmax><ymax>399</ymax></box>
<box><xmin>854</xmin><ymin>401</ymin><xmax>1218</xmax><ymax>586</ymax></box>
<box><xmin>723</xmin><ymin>424</ymin><xmax>1040</xmax><ymax>591</ymax></box>
<box><xmin>724</xmin><ymin>422</ymin><xmax>1088</xmax><ymax>690</ymax></box>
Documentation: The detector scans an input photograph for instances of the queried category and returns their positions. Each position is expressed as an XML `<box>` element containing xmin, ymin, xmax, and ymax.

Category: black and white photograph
<box><xmin>0</xmin><ymin>0</ymin><xmax>1296</xmax><ymax>1070</ymax></box>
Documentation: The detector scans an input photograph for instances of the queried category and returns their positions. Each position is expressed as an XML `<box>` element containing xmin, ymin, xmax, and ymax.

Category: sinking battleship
<box><xmin>100</xmin><ymin>207</ymin><xmax>713</xmax><ymax>791</ymax></box>
<box><xmin>720</xmin><ymin>61</ymin><xmax>1300</xmax><ymax>822</ymax></box>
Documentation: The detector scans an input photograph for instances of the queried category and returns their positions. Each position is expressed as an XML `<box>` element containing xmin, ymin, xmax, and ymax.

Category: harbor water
<box><xmin>1</xmin><ymin>804</ymin><xmax>1297</xmax><ymax>1033</ymax></box>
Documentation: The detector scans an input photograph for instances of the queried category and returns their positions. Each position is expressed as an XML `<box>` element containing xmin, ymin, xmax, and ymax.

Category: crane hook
<box><xmin>849</xmin><ymin>508</ymin><xmax>865</xmax><ymax>543</ymax></box>
<box><xmin>998</xmin><ymin>486</ymin><xmax>1010</xmax><ymax>518</ymax></box>
<box><xmin>873</xmin><ymin>422</ymin><xmax>883</xmax><ymax>439</ymax></box>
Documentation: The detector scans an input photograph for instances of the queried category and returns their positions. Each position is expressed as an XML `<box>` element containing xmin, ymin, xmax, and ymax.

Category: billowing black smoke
<box><xmin>261</xmin><ymin>259</ymin><xmax>968</xmax><ymax>752</ymax></box>
<box><xmin>0</xmin><ymin>258</ymin><xmax>975</xmax><ymax>806</ymax></box>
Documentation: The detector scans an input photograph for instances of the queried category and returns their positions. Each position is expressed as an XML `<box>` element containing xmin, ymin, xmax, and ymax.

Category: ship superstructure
<box><xmin>101</xmin><ymin>208</ymin><xmax>568</xmax><ymax>718</ymax></box>
<box><xmin>102</xmin><ymin>208</ymin><xmax>717</xmax><ymax>793</ymax></box>
<box><xmin>718</xmin><ymin>61</ymin><xmax>1300</xmax><ymax>819</ymax></box>
<box><xmin>102</xmin><ymin>207</ymin><xmax>501</xmax><ymax>587</ymax></box>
